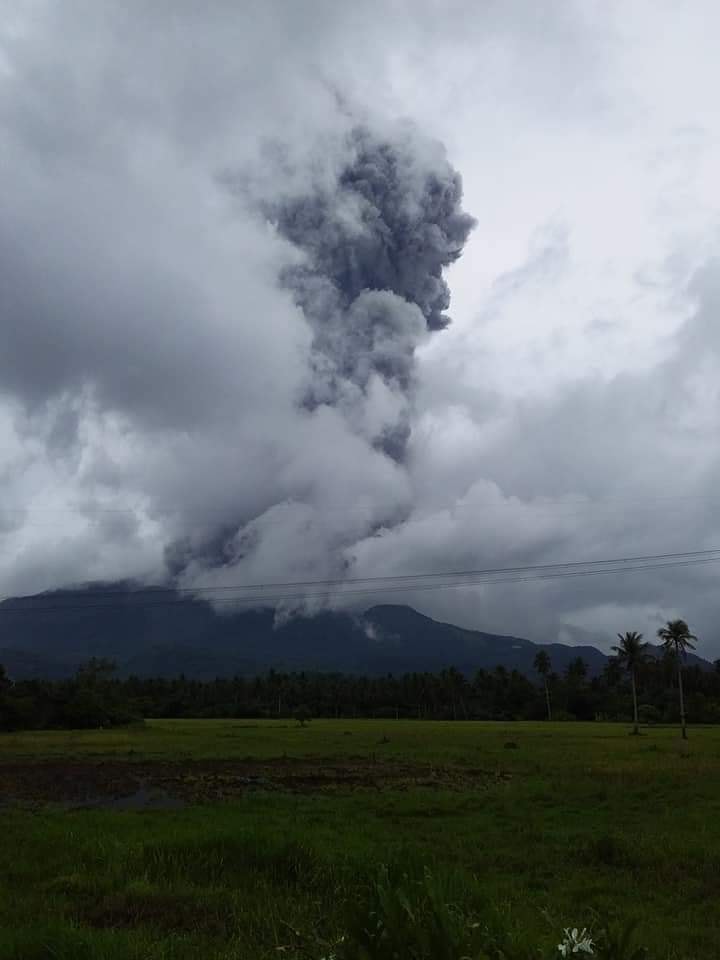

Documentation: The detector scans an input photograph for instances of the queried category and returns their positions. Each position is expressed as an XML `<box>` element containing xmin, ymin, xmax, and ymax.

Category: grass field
<box><xmin>2</xmin><ymin>720</ymin><xmax>719</xmax><ymax>959</ymax></box>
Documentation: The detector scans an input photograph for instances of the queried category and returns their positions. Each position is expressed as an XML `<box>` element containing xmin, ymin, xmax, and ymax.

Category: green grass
<box><xmin>2</xmin><ymin>720</ymin><xmax>719</xmax><ymax>959</ymax></box>
<box><xmin>4</xmin><ymin>716</ymin><xmax>719</xmax><ymax>764</ymax></box>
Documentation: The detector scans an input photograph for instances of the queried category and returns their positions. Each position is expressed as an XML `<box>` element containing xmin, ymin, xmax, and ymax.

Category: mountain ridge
<box><xmin>0</xmin><ymin>586</ymin><xmax>712</xmax><ymax>679</ymax></box>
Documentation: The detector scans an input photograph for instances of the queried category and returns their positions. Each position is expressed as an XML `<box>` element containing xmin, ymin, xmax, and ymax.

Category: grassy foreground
<box><xmin>2</xmin><ymin>720</ymin><xmax>719</xmax><ymax>959</ymax></box>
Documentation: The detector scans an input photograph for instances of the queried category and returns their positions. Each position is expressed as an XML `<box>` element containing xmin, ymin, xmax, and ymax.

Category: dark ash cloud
<box><xmin>155</xmin><ymin>120</ymin><xmax>476</xmax><ymax>580</ymax></box>
<box><xmin>270</xmin><ymin>125</ymin><xmax>476</xmax><ymax>333</ymax></box>
<box><xmin>241</xmin><ymin>123</ymin><xmax>475</xmax><ymax>459</ymax></box>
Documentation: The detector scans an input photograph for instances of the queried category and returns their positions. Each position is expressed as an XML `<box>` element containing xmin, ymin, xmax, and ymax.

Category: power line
<box><xmin>4</xmin><ymin>547</ymin><xmax>719</xmax><ymax>599</ymax></box>
<box><xmin>1</xmin><ymin>550</ymin><xmax>718</xmax><ymax>613</ymax></box>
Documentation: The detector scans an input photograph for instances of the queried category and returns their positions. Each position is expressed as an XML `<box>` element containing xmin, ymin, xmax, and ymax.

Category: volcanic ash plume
<box><xmin>255</xmin><ymin>123</ymin><xmax>476</xmax><ymax>459</ymax></box>
<box><xmin>171</xmin><ymin>121</ymin><xmax>475</xmax><ymax>593</ymax></box>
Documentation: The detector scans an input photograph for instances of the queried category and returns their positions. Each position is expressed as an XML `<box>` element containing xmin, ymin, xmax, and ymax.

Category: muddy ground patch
<box><xmin>0</xmin><ymin>757</ymin><xmax>508</xmax><ymax>807</ymax></box>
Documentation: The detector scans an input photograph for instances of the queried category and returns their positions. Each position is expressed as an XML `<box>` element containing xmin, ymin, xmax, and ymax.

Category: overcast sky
<box><xmin>1</xmin><ymin>1</ymin><xmax>719</xmax><ymax>655</ymax></box>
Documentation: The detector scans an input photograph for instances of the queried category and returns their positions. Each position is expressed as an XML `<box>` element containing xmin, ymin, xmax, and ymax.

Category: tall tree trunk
<box><xmin>678</xmin><ymin>661</ymin><xmax>687</xmax><ymax>740</ymax></box>
<box><xmin>544</xmin><ymin>679</ymin><xmax>552</xmax><ymax>721</ymax></box>
<box><xmin>631</xmin><ymin>669</ymin><xmax>639</xmax><ymax>735</ymax></box>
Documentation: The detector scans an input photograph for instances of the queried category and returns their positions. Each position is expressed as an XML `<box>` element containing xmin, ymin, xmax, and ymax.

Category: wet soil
<box><xmin>0</xmin><ymin>756</ymin><xmax>508</xmax><ymax>808</ymax></box>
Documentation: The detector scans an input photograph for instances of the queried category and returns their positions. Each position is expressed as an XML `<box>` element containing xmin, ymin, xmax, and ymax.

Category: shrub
<box><xmin>637</xmin><ymin>704</ymin><xmax>661</xmax><ymax>725</ymax></box>
<box><xmin>326</xmin><ymin>865</ymin><xmax>650</xmax><ymax>960</ymax></box>
<box><xmin>333</xmin><ymin>865</ymin><xmax>527</xmax><ymax>960</ymax></box>
<box><xmin>294</xmin><ymin>705</ymin><xmax>312</xmax><ymax>727</ymax></box>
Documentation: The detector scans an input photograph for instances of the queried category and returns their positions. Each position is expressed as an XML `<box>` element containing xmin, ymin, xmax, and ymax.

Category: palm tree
<box><xmin>611</xmin><ymin>631</ymin><xmax>648</xmax><ymax>735</ymax></box>
<box><xmin>657</xmin><ymin>619</ymin><xmax>697</xmax><ymax>740</ymax></box>
<box><xmin>533</xmin><ymin>650</ymin><xmax>552</xmax><ymax>721</ymax></box>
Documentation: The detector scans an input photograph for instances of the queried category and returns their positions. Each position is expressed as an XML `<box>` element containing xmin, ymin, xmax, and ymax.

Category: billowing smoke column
<box><xmin>261</xmin><ymin>123</ymin><xmax>476</xmax><ymax>459</ymax></box>
<box><xmin>168</xmin><ymin>122</ymin><xmax>475</xmax><ymax>588</ymax></box>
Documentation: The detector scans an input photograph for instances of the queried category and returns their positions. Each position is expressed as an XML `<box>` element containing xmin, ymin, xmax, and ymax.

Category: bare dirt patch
<box><xmin>0</xmin><ymin>757</ymin><xmax>508</xmax><ymax>807</ymax></box>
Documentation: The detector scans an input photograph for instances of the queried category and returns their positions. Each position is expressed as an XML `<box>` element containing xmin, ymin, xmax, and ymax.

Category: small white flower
<box><xmin>557</xmin><ymin>927</ymin><xmax>594</xmax><ymax>955</ymax></box>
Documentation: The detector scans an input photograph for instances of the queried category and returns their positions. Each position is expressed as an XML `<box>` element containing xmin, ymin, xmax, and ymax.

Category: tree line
<box><xmin>534</xmin><ymin>618</ymin><xmax>699</xmax><ymax>738</ymax></box>
<box><xmin>0</xmin><ymin>617</ymin><xmax>715</xmax><ymax>732</ymax></box>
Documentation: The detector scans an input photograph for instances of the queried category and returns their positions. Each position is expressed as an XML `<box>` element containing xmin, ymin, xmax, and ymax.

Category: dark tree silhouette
<box><xmin>533</xmin><ymin>650</ymin><xmax>552</xmax><ymax>721</ymax></box>
<box><xmin>657</xmin><ymin>619</ymin><xmax>697</xmax><ymax>740</ymax></box>
<box><xmin>611</xmin><ymin>631</ymin><xmax>648</xmax><ymax>735</ymax></box>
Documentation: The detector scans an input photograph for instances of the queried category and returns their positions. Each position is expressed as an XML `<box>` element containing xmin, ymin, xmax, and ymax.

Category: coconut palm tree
<box><xmin>533</xmin><ymin>650</ymin><xmax>552</xmax><ymax>721</ymax></box>
<box><xmin>657</xmin><ymin>619</ymin><xmax>697</xmax><ymax>740</ymax></box>
<box><xmin>611</xmin><ymin>631</ymin><xmax>648</xmax><ymax>735</ymax></box>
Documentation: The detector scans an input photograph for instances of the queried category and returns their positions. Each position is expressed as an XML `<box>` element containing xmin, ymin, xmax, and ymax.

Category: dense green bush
<box><xmin>0</xmin><ymin>658</ymin><xmax>140</xmax><ymax>731</ymax></box>
<box><xmin>331</xmin><ymin>866</ymin><xmax>649</xmax><ymax>960</ymax></box>
<box><xmin>334</xmin><ymin>865</ymin><xmax>528</xmax><ymax>960</ymax></box>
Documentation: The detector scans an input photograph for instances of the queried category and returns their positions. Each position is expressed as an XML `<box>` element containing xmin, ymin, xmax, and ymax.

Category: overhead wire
<box><xmin>1</xmin><ymin>549</ymin><xmax>718</xmax><ymax>613</ymax></box>
<box><xmin>3</xmin><ymin>547</ymin><xmax>720</xmax><ymax>600</ymax></box>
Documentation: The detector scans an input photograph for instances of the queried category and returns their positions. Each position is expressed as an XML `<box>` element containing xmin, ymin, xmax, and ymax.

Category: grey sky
<box><xmin>1</xmin><ymin>1</ymin><xmax>719</xmax><ymax>655</ymax></box>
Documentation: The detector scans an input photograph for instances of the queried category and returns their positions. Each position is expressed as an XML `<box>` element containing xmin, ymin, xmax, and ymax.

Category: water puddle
<box><xmin>63</xmin><ymin>782</ymin><xmax>186</xmax><ymax>811</ymax></box>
